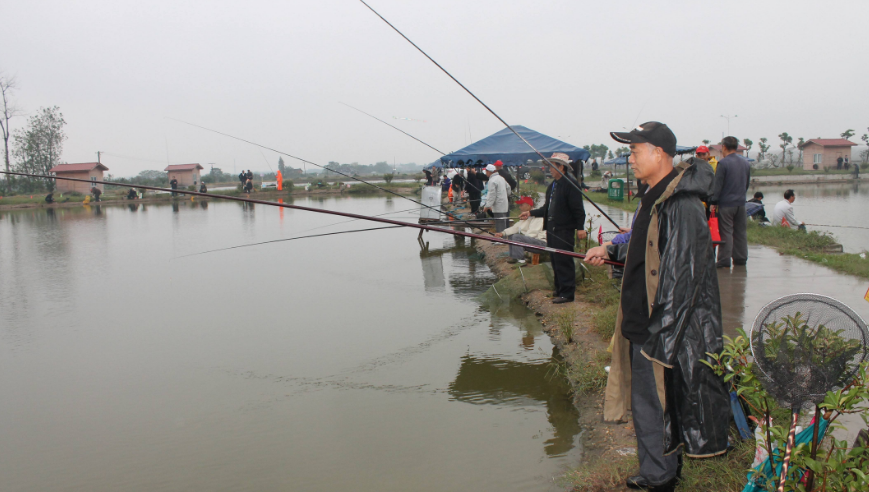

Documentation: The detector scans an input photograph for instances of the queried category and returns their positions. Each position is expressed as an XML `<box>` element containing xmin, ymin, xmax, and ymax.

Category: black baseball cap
<box><xmin>610</xmin><ymin>121</ymin><xmax>677</xmax><ymax>157</ymax></box>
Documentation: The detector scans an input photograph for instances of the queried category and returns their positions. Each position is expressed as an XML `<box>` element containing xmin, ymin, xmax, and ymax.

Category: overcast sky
<box><xmin>2</xmin><ymin>0</ymin><xmax>867</xmax><ymax>177</ymax></box>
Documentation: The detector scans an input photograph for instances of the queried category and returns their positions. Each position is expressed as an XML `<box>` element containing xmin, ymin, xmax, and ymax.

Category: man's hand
<box><xmin>576</xmin><ymin>230</ymin><xmax>588</xmax><ymax>240</ymax></box>
<box><xmin>483</xmin><ymin>207</ymin><xmax>491</xmax><ymax>213</ymax></box>
<box><xmin>618</xmin><ymin>226</ymin><xmax>631</xmax><ymax>233</ymax></box>
<box><xmin>584</xmin><ymin>245</ymin><xmax>607</xmax><ymax>266</ymax></box>
<box><xmin>519</xmin><ymin>211</ymin><xmax>530</xmax><ymax>220</ymax></box>
<box><xmin>493</xmin><ymin>232</ymin><xmax>503</xmax><ymax>238</ymax></box>
<box><xmin>710</xmin><ymin>205</ymin><xmax>718</xmax><ymax>213</ymax></box>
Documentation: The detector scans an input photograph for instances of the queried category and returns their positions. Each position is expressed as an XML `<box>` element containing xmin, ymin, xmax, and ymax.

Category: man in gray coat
<box><xmin>710</xmin><ymin>136</ymin><xmax>751</xmax><ymax>268</ymax></box>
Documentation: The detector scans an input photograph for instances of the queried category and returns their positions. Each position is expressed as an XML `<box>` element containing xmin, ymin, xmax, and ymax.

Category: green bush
<box><xmin>786</xmin><ymin>164</ymin><xmax>794</xmax><ymax>172</ymax></box>
<box><xmin>282</xmin><ymin>180</ymin><xmax>294</xmax><ymax>192</ymax></box>
<box><xmin>187</xmin><ymin>185</ymin><xmax>195</xmax><ymax>191</ymax></box>
<box><xmin>590</xmin><ymin>170</ymin><xmax>602</xmax><ymax>178</ymax></box>
<box><xmin>529</xmin><ymin>169</ymin><xmax>546</xmax><ymax>184</ymax></box>
<box><xmin>383</xmin><ymin>173</ymin><xmax>394</xmax><ymax>184</ymax></box>
<box><xmin>862</xmin><ymin>163</ymin><xmax>869</xmax><ymax>170</ymax></box>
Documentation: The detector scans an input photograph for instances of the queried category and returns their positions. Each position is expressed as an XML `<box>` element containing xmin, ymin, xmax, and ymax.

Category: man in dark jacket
<box><xmin>586</xmin><ymin>122</ymin><xmax>728</xmax><ymax>492</ymax></box>
<box><xmin>465</xmin><ymin>167</ymin><xmax>484</xmax><ymax>213</ymax></box>
<box><xmin>521</xmin><ymin>152</ymin><xmax>586</xmax><ymax>304</ymax></box>
<box><xmin>709</xmin><ymin>136</ymin><xmax>751</xmax><ymax>268</ymax></box>
<box><xmin>493</xmin><ymin>160</ymin><xmax>517</xmax><ymax>192</ymax></box>
<box><xmin>746</xmin><ymin>191</ymin><xmax>766</xmax><ymax>221</ymax></box>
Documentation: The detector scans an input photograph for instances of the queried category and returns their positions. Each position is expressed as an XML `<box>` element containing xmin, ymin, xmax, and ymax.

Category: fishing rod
<box><xmin>165</xmin><ymin>117</ymin><xmax>499</xmax><ymax>237</ymax></box>
<box><xmin>177</xmin><ymin>225</ymin><xmax>403</xmax><ymax>258</ymax></box>
<box><xmin>2</xmin><ymin>171</ymin><xmax>625</xmax><ymax>266</ymax></box>
<box><xmin>358</xmin><ymin>0</ymin><xmax>621</xmax><ymax>230</ymax></box>
<box><xmin>805</xmin><ymin>223</ymin><xmax>869</xmax><ymax>230</ymax></box>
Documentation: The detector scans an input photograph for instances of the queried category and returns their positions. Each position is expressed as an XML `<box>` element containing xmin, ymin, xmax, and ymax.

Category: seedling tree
<box><xmin>778</xmin><ymin>132</ymin><xmax>793</xmax><ymax>168</ymax></box>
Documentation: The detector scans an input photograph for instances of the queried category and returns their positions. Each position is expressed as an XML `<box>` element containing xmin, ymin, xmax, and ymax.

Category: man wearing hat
<box><xmin>695</xmin><ymin>145</ymin><xmax>717</xmax><ymax>172</ymax></box>
<box><xmin>519</xmin><ymin>152</ymin><xmax>586</xmax><ymax>304</ymax></box>
<box><xmin>493</xmin><ymin>160</ymin><xmax>518</xmax><ymax>191</ymax></box>
<box><xmin>585</xmin><ymin>122</ymin><xmax>728</xmax><ymax>491</ymax></box>
<box><xmin>482</xmin><ymin>164</ymin><xmax>509</xmax><ymax>232</ymax></box>
<box><xmin>493</xmin><ymin>196</ymin><xmax>545</xmax><ymax>264</ymax></box>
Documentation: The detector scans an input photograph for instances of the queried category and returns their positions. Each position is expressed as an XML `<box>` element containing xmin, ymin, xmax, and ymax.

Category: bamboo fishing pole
<box><xmin>1</xmin><ymin>171</ymin><xmax>625</xmax><ymax>266</ymax></box>
<box><xmin>357</xmin><ymin>0</ymin><xmax>622</xmax><ymax>230</ymax></box>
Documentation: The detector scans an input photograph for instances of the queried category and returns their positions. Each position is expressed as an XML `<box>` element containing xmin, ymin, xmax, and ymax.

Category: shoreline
<box><xmin>0</xmin><ymin>186</ymin><xmax>419</xmax><ymax>211</ymax></box>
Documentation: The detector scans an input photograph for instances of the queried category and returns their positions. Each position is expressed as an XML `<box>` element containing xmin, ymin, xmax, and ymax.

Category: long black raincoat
<box><xmin>603</xmin><ymin>157</ymin><xmax>730</xmax><ymax>458</ymax></box>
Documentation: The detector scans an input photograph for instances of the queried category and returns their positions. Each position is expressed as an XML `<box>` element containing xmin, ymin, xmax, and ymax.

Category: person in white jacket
<box><xmin>494</xmin><ymin>196</ymin><xmax>545</xmax><ymax>264</ymax></box>
<box><xmin>771</xmin><ymin>189</ymin><xmax>804</xmax><ymax>229</ymax></box>
<box><xmin>482</xmin><ymin>164</ymin><xmax>509</xmax><ymax>232</ymax></box>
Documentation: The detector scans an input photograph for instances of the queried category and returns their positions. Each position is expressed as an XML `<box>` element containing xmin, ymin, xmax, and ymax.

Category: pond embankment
<box><xmin>473</xmin><ymin>235</ymin><xmax>756</xmax><ymax>491</ymax></box>
<box><xmin>0</xmin><ymin>185</ymin><xmax>419</xmax><ymax>211</ymax></box>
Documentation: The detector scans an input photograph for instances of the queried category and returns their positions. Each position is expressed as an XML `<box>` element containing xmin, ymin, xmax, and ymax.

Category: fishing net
<box><xmin>750</xmin><ymin>293</ymin><xmax>869</xmax><ymax>409</ymax></box>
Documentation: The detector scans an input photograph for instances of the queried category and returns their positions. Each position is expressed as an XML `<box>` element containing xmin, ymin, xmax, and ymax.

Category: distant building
<box><xmin>165</xmin><ymin>163</ymin><xmax>204</xmax><ymax>187</ymax></box>
<box><xmin>49</xmin><ymin>162</ymin><xmax>109</xmax><ymax>193</ymax></box>
<box><xmin>799</xmin><ymin>139</ymin><xmax>857</xmax><ymax>170</ymax></box>
<box><xmin>708</xmin><ymin>144</ymin><xmax>748</xmax><ymax>161</ymax></box>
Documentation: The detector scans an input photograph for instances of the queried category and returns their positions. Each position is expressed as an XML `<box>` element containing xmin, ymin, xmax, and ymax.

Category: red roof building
<box><xmin>708</xmin><ymin>144</ymin><xmax>748</xmax><ymax>161</ymax></box>
<box><xmin>49</xmin><ymin>162</ymin><xmax>109</xmax><ymax>194</ymax></box>
<box><xmin>800</xmin><ymin>139</ymin><xmax>857</xmax><ymax>170</ymax></box>
<box><xmin>165</xmin><ymin>163</ymin><xmax>204</xmax><ymax>187</ymax></box>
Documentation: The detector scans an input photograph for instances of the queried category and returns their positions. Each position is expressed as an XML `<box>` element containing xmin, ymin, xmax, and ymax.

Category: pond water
<box><xmin>0</xmin><ymin>197</ymin><xmax>580</xmax><ymax>492</ymax></box>
<box><xmin>748</xmin><ymin>182</ymin><xmax>868</xmax><ymax>253</ymax></box>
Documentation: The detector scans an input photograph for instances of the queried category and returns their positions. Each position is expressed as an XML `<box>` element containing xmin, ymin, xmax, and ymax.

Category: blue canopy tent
<box><xmin>430</xmin><ymin>125</ymin><xmax>590</xmax><ymax>168</ymax></box>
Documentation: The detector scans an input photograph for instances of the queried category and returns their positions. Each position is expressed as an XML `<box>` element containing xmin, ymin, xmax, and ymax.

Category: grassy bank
<box><xmin>751</xmin><ymin>166</ymin><xmax>865</xmax><ymax>177</ymax></box>
<box><xmin>746</xmin><ymin>221</ymin><xmax>869</xmax><ymax>278</ymax></box>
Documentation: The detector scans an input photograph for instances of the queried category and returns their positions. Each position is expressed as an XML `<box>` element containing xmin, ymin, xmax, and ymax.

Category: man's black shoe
<box><xmin>552</xmin><ymin>297</ymin><xmax>574</xmax><ymax>304</ymax></box>
<box><xmin>626</xmin><ymin>475</ymin><xmax>678</xmax><ymax>491</ymax></box>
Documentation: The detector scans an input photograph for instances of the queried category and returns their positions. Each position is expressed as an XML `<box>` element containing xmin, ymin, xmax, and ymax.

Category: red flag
<box><xmin>598</xmin><ymin>225</ymin><xmax>603</xmax><ymax>245</ymax></box>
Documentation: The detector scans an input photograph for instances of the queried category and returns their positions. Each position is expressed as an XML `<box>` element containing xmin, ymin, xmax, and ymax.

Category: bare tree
<box><xmin>12</xmin><ymin>106</ymin><xmax>66</xmax><ymax>192</ymax></box>
<box><xmin>0</xmin><ymin>72</ymin><xmax>20</xmax><ymax>193</ymax></box>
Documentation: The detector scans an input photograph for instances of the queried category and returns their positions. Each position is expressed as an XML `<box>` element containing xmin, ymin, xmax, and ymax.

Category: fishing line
<box><xmin>339</xmin><ymin>102</ymin><xmax>486</xmax><ymax>194</ymax></box>
<box><xmin>358</xmin><ymin>0</ymin><xmax>621</xmax><ymax>230</ymax></box>
<box><xmin>164</xmin><ymin>117</ymin><xmax>498</xmax><ymax>236</ymax></box>
<box><xmin>341</xmin><ymin>102</ymin><xmax>445</xmax><ymax>155</ymax></box>
<box><xmin>176</xmin><ymin>225</ymin><xmax>403</xmax><ymax>258</ymax></box>
<box><xmin>2</xmin><ymin>171</ymin><xmax>624</xmax><ymax>266</ymax></box>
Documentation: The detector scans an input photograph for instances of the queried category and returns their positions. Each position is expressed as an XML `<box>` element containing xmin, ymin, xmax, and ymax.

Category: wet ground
<box><xmin>0</xmin><ymin>197</ymin><xmax>580</xmax><ymax>492</ymax></box>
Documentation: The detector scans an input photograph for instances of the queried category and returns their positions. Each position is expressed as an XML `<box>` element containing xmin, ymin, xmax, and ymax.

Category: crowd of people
<box><xmin>432</xmin><ymin>122</ymin><xmax>805</xmax><ymax>491</ymax></box>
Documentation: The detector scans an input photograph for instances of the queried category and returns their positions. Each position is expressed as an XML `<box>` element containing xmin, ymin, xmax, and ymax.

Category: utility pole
<box><xmin>720</xmin><ymin>114</ymin><xmax>737</xmax><ymax>135</ymax></box>
<box><xmin>96</xmin><ymin>151</ymin><xmax>102</xmax><ymax>164</ymax></box>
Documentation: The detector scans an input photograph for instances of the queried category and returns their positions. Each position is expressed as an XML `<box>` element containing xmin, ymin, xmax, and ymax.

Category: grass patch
<box><xmin>565</xmin><ymin>431</ymin><xmax>756</xmax><ymax>492</ymax></box>
<box><xmin>676</xmin><ymin>434</ymin><xmax>755</xmax><ymax>491</ymax></box>
<box><xmin>575</xmin><ymin>264</ymin><xmax>622</xmax><ymax>340</ymax></box>
<box><xmin>550</xmin><ymin>344</ymin><xmax>609</xmax><ymax>396</ymax></box>
<box><xmin>751</xmin><ymin>167</ymin><xmax>856</xmax><ymax>177</ymax></box>
<box><xmin>746</xmin><ymin>221</ymin><xmax>869</xmax><ymax>279</ymax></box>
<box><xmin>564</xmin><ymin>452</ymin><xmax>638</xmax><ymax>491</ymax></box>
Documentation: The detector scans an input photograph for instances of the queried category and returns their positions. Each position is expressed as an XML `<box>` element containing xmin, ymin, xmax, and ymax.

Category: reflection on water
<box><xmin>0</xmin><ymin>197</ymin><xmax>578</xmax><ymax>492</ymax></box>
<box><xmin>450</xmin><ymin>351</ymin><xmax>580</xmax><ymax>457</ymax></box>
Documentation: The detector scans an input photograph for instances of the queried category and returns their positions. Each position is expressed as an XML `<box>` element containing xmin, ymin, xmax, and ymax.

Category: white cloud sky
<box><xmin>2</xmin><ymin>0</ymin><xmax>867</xmax><ymax>176</ymax></box>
